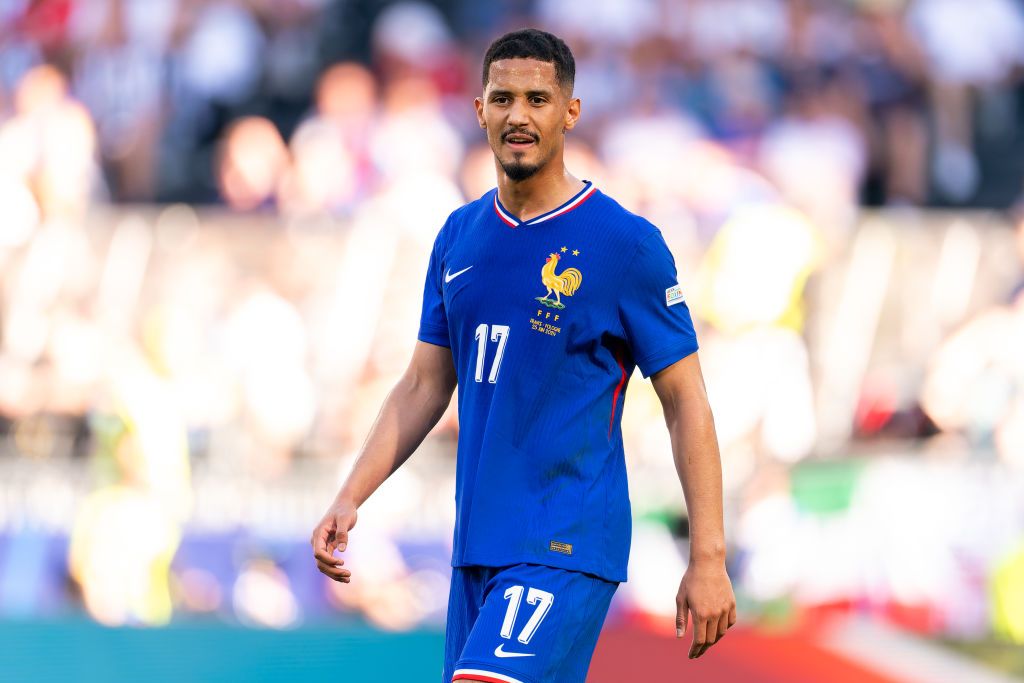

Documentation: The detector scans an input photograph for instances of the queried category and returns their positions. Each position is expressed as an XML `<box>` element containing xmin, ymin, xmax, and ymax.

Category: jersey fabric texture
<box><xmin>418</xmin><ymin>181</ymin><xmax>699</xmax><ymax>583</ymax></box>
<box><xmin>443</xmin><ymin>563</ymin><xmax>617</xmax><ymax>683</ymax></box>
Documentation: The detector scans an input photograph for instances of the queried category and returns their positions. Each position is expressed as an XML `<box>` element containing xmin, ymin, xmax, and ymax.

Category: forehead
<box><xmin>485</xmin><ymin>58</ymin><xmax>559</xmax><ymax>92</ymax></box>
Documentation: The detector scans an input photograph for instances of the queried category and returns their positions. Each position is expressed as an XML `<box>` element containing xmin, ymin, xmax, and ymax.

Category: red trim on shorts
<box><xmin>453</xmin><ymin>674</ymin><xmax>514</xmax><ymax>683</ymax></box>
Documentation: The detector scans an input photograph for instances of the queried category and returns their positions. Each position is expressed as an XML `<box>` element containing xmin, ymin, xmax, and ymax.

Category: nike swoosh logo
<box><xmin>494</xmin><ymin>644</ymin><xmax>534</xmax><ymax>658</ymax></box>
<box><xmin>445</xmin><ymin>266</ymin><xmax>473</xmax><ymax>283</ymax></box>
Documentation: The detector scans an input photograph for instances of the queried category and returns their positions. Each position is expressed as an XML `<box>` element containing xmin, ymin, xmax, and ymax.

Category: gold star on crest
<box><xmin>572</xmin><ymin>249</ymin><xmax>580</xmax><ymax>256</ymax></box>
<box><xmin>560</xmin><ymin>246</ymin><xmax>568</xmax><ymax>253</ymax></box>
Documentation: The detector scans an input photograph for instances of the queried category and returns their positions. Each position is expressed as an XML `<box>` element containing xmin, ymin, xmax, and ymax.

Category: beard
<box><xmin>497</xmin><ymin>128</ymin><xmax>546</xmax><ymax>181</ymax></box>
<box><xmin>500</xmin><ymin>157</ymin><xmax>543</xmax><ymax>181</ymax></box>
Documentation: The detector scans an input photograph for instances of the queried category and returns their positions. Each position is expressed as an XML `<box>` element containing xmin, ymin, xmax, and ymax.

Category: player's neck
<box><xmin>495</xmin><ymin>164</ymin><xmax>585</xmax><ymax>223</ymax></box>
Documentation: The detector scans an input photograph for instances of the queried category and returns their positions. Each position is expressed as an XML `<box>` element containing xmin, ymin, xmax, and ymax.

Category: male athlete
<box><xmin>312</xmin><ymin>29</ymin><xmax>736</xmax><ymax>682</ymax></box>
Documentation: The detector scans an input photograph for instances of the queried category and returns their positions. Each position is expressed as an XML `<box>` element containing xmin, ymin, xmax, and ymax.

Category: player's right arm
<box><xmin>310</xmin><ymin>340</ymin><xmax>456</xmax><ymax>582</ymax></box>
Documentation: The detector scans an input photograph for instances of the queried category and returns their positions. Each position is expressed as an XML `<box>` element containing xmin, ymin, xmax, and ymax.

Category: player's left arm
<box><xmin>651</xmin><ymin>351</ymin><xmax>736</xmax><ymax>660</ymax></box>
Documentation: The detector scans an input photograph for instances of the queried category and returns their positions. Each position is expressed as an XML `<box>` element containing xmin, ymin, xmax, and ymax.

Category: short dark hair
<box><xmin>481</xmin><ymin>29</ymin><xmax>575</xmax><ymax>92</ymax></box>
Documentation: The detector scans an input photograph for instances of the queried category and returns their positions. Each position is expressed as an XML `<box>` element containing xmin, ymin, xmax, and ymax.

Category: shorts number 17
<box><xmin>500</xmin><ymin>585</ymin><xmax>554</xmax><ymax>645</ymax></box>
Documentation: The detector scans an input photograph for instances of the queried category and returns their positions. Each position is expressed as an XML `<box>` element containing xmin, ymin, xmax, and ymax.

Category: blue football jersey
<box><xmin>418</xmin><ymin>181</ymin><xmax>698</xmax><ymax>582</ymax></box>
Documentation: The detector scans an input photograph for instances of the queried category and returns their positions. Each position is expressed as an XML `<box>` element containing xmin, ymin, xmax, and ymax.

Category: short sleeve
<box><xmin>618</xmin><ymin>231</ymin><xmax>699</xmax><ymax>378</ymax></box>
<box><xmin>417</xmin><ymin>229</ymin><xmax>451</xmax><ymax>348</ymax></box>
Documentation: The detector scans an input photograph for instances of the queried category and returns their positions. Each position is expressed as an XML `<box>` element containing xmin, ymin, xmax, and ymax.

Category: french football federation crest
<box><xmin>536</xmin><ymin>250</ymin><xmax>582</xmax><ymax>309</ymax></box>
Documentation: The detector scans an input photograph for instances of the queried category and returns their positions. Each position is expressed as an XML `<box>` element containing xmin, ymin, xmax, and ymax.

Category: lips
<box><xmin>503</xmin><ymin>131</ymin><xmax>538</xmax><ymax>147</ymax></box>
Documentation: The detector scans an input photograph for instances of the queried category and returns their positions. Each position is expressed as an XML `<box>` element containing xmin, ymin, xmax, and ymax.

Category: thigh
<box><xmin>452</xmin><ymin>564</ymin><xmax>617</xmax><ymax>683</ymax></box>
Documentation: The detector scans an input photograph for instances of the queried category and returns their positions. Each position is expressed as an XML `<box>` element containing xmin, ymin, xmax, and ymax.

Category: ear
<box><xmin>474</xmin><ymin>96</ymin><xmax>486</xmax><ymax>129</ymax></box>
<box><xmin>563</xmin><ymin>96</ymin><xmax>581</xmax><ymax>133</ymax></box>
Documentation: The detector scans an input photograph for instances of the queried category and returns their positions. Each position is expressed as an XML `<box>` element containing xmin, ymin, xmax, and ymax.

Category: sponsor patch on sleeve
<box><xmin>665</xmin><ymin>284</ymin><xmax>686</xmax><ymax>307</ymax></box>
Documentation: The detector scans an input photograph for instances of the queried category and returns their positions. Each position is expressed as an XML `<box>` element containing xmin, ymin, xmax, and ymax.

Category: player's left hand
<box><xmin>310</xmin><ymin>497</ymin><xmax>358</xmax><ymax>583</ymax></box>
<box><xmin>675</xmin><ymin>557</ymin><xmax>736</xmax><ymax>659</ymax></box>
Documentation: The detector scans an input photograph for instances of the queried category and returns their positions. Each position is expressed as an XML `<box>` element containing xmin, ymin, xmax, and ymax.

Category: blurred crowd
<box><xmin>2</xmin><ymin>0</ymin><xmax>1024</xmax><ymax>649</ymax></box>
<box><xmin>2</xmin><ymin>0</ymin><xmax>1024</xmax><ymax>222</ymax></box>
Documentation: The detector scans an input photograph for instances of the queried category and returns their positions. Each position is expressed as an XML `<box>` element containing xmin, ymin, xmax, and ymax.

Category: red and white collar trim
<box><xmin>493</xmin><ymin>181</ymin><xmax>596</xmax><ymax>228</ymax></box>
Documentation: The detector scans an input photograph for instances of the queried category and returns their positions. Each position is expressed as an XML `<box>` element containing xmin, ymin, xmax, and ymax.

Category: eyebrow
<box><xmin>488</xmin><ymin>88</ymin><xmax>555</xmax><ymax>98</ymax></box>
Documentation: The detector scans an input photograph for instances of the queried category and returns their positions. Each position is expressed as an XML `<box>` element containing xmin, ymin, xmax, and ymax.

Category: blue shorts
<box><xmin>443</xmin><ymin>563</ymin><xmax>618</xmax><ymax>683</ymax></box>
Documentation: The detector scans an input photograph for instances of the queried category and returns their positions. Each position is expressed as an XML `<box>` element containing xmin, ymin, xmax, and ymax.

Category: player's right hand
<box><xmin>311</xmin><ymin>497</ymin><xmax>358</xmax><ymax>583</ymax></box>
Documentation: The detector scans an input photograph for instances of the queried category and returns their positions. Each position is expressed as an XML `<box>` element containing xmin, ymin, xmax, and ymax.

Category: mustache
<box><xmin>502</xmin><ymin>129</ymin><xmax>539</xmax><ymax>142</ymax></box>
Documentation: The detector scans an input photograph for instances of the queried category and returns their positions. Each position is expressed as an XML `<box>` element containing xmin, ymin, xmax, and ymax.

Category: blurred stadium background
<box><xmin>2</xmin><ymin>0</ymin><xmax>1024</xmax><ymax>681</ymax></box>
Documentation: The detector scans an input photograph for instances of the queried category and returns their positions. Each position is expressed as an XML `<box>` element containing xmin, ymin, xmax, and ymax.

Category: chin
<box><xmin>499</xmin><ymin>150</ymin><xmax>547</xmax><ymax>182</ymax></box>
<box><xmin>501</xmin><ymin>161</ymin><xmax>542</xmax><ymax>182</ymax></box>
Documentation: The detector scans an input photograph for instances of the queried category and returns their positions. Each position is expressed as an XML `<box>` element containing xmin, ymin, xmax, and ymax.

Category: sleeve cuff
<box><xmin>417</xmin><ymin>325</ymin><xmax>451</xmax><ymax>348</ymax></box>
<box><xmin>635</xmin><ymin>339</ymin><xmax>699</xmax><ymax>378</ymax></box>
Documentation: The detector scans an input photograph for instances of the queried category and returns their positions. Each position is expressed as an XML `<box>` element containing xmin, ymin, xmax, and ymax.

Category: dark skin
<box><xmin>312</xmin><ymin>57</ymin><xmax>736</xmax><ymax>669</ymax></box>
<box><xmin>652</xmin><ymin>354</ymin><xmax>737</xmax><ymax>659</ymax></box>
<box><xmin>475</xmin><ymin>63</ymin><xmax>736</xmax><ymax>657</ymax></box>
<box><xmin>474</xmin><ymin>58</ymin><xmax>585</xmax><ymax>221</ymax></box>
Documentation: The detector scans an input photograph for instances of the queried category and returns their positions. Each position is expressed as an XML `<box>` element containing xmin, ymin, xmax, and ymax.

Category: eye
<box><xmin>530</xmin><ymin>96</ymin><xmax>547</xmax><ymax>105</ymax></box>
<box><xmin>492</xmin><ymin>95</ymin><xmax>510</xmax><ymax>105</ymax></box>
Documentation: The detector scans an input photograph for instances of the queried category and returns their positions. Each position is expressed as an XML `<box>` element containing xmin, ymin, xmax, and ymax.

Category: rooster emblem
<box><xmin>536</xmin><ymin>252</ymin><xmax>582</xmax><ymax>309</ymax></box>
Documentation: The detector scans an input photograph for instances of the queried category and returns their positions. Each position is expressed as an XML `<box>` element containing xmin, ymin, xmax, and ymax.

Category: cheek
<box><xmin>489</xmin><ymin>113</ymin><xmax>506</xmax><ymax>135</ymax></box>
<box><xmin>544</xmin><ymin>113</ymin><xmax>566</xmax><ymax>136</ymax></box>
<box><xmin>539</xmin><ymin>127</ymin><xmax>560</xmax><ymax>149</ymax></box>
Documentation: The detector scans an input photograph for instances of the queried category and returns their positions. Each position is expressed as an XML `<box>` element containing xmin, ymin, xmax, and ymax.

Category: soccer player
<box><xmin>311</xmin><ymin>28</ymin><xmax>736</xmax><ymax>682</ymax></box>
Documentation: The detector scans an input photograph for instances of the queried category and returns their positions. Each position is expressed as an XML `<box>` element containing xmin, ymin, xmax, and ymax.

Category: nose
<box><xmin>507</xmin><ymin>96</ymin><xmax>529</xmax><ymax>127</ymax></box>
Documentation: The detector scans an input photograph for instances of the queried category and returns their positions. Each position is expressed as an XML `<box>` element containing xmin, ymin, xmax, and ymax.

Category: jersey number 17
<box><xmin>473</xmin><ymin>323</ymin><xmax>509</xmax><ymax>383</ymax></box>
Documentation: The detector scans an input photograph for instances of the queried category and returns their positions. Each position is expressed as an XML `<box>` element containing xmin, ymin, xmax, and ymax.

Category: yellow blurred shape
<box><xmin>69</xmin><ymin>485</ymin><xmax>180</xmax><ymax>626</ymax></box>
<box><xmin>992</xmin><ymin>541</ymin><xmax>1024</xmax><ymax>643</ymax></box>
<box><xmin>695</xmin><ymin>204</ymin><xmax>823</xmax><ymax>333</ymax></box>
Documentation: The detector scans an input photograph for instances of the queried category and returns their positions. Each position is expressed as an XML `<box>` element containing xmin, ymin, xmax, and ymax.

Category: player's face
<box><xmin>475</xmin><ymin>58</ymin><xmax>580</xmax><ymax>182</ymax></box>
